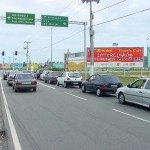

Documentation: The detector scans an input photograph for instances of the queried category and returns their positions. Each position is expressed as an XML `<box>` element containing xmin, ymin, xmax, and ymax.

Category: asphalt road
<box><xmin>1</xmin><ymin>76</ymin><xmax>150</xmax><ymax>150</ymax></box>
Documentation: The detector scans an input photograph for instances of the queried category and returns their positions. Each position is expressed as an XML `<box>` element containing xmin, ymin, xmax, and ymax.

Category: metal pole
<box><xmin>13</xmin><ymin>53</ymin><xmax>14</xmax><ymax>70</ymax></box>
<box><xmin>90</xmin><ymin>0</ymin><xmax>94</xmax><ymax>75</ymax></box>
<box><xmin>51</xmin><ymin>28</ymin><xmax>53</xmax><ymax>70</ymax></box>
<box><xmin>24</xmin><ymin>41</ymin><xmax>30</xmax><ymax>70</ymax></box>
<box><xmin>147</xmin><ymin>38</ymin><xmax>149</xmax><ymax>68</ymax></box>
<box><xmin>84</xmin><ymin>23</ymin><xmax>87</xmax><ymax>80</ymax></box>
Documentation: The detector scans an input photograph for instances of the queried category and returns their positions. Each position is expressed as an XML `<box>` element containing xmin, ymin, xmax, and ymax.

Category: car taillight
<box><xmin>67</xmin><ymin>77</ymin><xmax>70</xmax><ymax>80</ymax></box>
<box><xmin>101</xmin><ymin>83</ymin><xmax>106</xmax><ymax>89</ymax></box>
<box><xmin>16</xmin><ymin>82</ymin><xmax>22</xmax><ymax>85</ymax></box>
<box><xmin>10</xmin><ymin>76</ymin><xmax>13</xmax><ymax>79</ymax></box>
<box><xmin>31</xmin><ymin>81</ymin><xmax>37</xmax><ymax>85</ymax></box>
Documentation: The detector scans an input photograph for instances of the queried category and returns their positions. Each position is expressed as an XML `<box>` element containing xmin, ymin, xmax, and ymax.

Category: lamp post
<box><xmin>24</xmin><ymin>41</ymin><xmax>31</xmax><ymax>70</ymax></box>
<box><xmin>147</xmin><ymin>38</ymin><xmax>149</xmax><ymax>68</ymax></box>
<box><xmin>81</xmin><ymin>0</ymin><xmax>100</xmax><ymax>75</ymax></box>
<box><xmin>51</xmin><ymin>28</ymin><xmax>53</xmax><ymax>70</ymax></box>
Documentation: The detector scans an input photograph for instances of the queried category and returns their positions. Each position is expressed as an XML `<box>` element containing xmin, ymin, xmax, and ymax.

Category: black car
<box><xmin>81</xmin><ymin>74</ymin><xmax>123</xmax><ymax>96</ymax></box>
<box><xmin>44</xmin><ymin>71</ymin><xmax>62</xmax><ymax>84</ymax></box>
<box><xmin>34</xmin><ymin>69</ymin><xmax>43</xmax><ymax>79</ymax></box>
<box><xmin>2</xmin><ymin>71</ymin><xmax>10</xmax><ymax>80</ymax></box>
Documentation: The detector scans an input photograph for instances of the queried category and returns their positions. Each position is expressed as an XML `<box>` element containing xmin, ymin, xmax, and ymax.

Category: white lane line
<box><xmin>38</xmin><ymin>82</ymin><xmax>56</xmax><ymax>89</ymax></box>
<box><xmin>112</xmin><ymin>109</ymin><xmax>150</xmax><ymax>124</ymax></box>
<box><xmin>65</xmin><ymin>92</ymin><xmax>87</xmax><ymax>101</ymax></box>
<box><xmin>0</xmin><ymin>78</ymin><xmax>22</xmax><ymax>150</ymax></box>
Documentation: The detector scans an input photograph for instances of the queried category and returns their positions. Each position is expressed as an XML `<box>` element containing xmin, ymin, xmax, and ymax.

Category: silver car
<box><xmin>116</xmin><ymin>78</ymin><xmax>150</xmax><ymax>108</ymax></box>
<box><xmin>7</xmin><ymin>70</ymin><xmax>18</xmax><ymax>86</ymax></box>
<box><xmin>12</xmin><ymin>73</ymin><xmax>37</xmax><ymax>92</ymax></box>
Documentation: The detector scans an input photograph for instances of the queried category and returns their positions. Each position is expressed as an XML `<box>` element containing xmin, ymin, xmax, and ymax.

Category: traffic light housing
<box><xmin>15</xmin><ymin>51</ymin><xmax>18</xmax><ymax>55</ymax></box>
<box><xmin>2</xmin><ymin>51</ymin><xmax>4</xmax><ymax>56</ymax></box>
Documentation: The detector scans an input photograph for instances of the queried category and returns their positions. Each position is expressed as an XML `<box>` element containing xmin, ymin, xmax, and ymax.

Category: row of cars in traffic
<box><xmin>1</xmin><ymin>69</ymin><xmax>150</xmax><ymax>109</ymax></box>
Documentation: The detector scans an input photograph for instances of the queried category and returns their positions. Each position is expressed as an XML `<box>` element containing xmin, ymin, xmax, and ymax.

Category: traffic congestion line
<box><xmin>65</xmin><ymin>92</ymin><xmax>87</xmax><ymax>101</ymax></box>
<box><xmin>38</xmin><ymin>82</ymin><xmax>56</xmax><ymax>89</ymax></box>
<box><xmin>112</xmin><ymin>109</ymin><xmax>150</xmax><ymax>124</ymax></box>
<box><xmin>0</xmin><ymin>78</ymin><xmax>22</xmax><ymax>150</ymax></box>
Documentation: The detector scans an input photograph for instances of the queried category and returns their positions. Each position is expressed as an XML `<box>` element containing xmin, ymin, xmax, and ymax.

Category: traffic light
<box><xmin>2</xmin><ymin>51</ymin><xmax>4</xmax><ymax>56</ymax></box>
<box><xmin>15</xmin><ymin>51</ymin><xmax>18</xmax><ymax>55</ymax></box>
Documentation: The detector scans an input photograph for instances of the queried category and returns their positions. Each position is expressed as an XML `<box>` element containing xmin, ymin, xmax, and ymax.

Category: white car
<box><xmin>40</xmin><ymin>70</ymin><xmax>49</xmax><ymax>80</ymax></box>
<box><xmin>56</xmin><ymin>72</ymin><xmax>83</xmax><ymax>88</ymax></box>
<box><xmin>116</xmin><ymin>78</ymin><xmax>150</xmax><ymax>108</ymax></box>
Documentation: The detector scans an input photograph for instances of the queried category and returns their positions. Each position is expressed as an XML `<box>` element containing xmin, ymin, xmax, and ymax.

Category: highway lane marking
<box><xmin>38</xmin><ymin>82</ymin><xmax>56</xmax><ymax>89</ymax></box>
<box><xmin>112</xmin><ymin>109</ymin><xmax>150</xmax><ymax>124</ymax></box>
<box><xmin>65</xmin><ymin>92</ymin><xmax>87</xmax><ymax>101</ymax></box>
<box><xmin>0</xmin><ymin>78</ymin><xmax>22</xmax><ymax>150</ymax></box>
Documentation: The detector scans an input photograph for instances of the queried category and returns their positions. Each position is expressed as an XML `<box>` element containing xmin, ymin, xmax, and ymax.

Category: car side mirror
<box><xmin>127</xmin><ymin>84</ymin><xmax>131</xmax><ymax>88</ymax></box>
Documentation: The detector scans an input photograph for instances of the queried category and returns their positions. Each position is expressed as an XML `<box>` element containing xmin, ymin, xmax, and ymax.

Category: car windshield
<box><xmin>16</xmin><ymin>74</ymin><xmax>34</xmax><ymax>80</ymax></box>
<box><xmin>68</xmin><ymin>73</ymin><xmax>81</xmax><ymax>78</ymax></box>
<box><xmin>101</xmin><ymin>75</ymin><xmax>121</xmax><ymax>83</ymax></box>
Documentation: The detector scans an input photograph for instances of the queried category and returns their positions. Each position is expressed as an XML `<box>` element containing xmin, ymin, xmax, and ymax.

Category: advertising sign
<box><xmin>87</xmin><ymin>47</ymin><xmax>144</xmax><ymax>68</ymax></box>
<box><xmin>68</xmin><ymin>56</ymin><xmax>84</xmax><ymax>71</ymax></box>
<box><xmin>53</xmin><ymin>63</ymin><xmax>64</xmax><ymax>69</ymax></box>
<box><xmin>148</xmin><ymin>47</ymin><xmax>150</xmax><ymax>68</ymax></box>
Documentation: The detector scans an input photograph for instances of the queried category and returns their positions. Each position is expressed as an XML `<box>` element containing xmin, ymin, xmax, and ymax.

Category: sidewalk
<box><xmin>0</xmin><ymin>78</ymin><xmax>8</xmax><ymax>150</ymax></box>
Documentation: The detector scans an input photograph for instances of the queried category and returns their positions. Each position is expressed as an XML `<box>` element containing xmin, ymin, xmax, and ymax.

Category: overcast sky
<box><xmin>0</xmin><ymin>0</ymin><xmax>150</xmax><ymax>64</ymax></box>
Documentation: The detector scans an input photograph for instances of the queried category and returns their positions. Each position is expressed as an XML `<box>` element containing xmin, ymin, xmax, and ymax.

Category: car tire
<box><xmin>118</xmin><ymin>92</ymin><xmax>126</xmax><ymax>104</ymax></box>
<box><xmin>96</xmin><ymin>88</ymin><xmax>103</xmax><ymax>97</ymax></box>
<box><xmin>12</xmin><ymin>86</ymin><xmax>14</xmax><ymax>90</ymax></box>
<box><xmin>45</xmin><ymin>80</ymin><xmax>47</xmax><ymax>83</ymax></box>
<box><xmin>15</xmin><ymin>88</ymin><xmax>18</xmax><ymax>92</ymax></box>
<box><xmin>56</xmin><ymin>81</ymin><xmax>59</xmax><ymax>86</ymax></box>
<box><xmin>79</xmin><ymin>84</ymin><xmax>82</xmax><ymax>88</ymax></box>
<box><xmin>81</xmin><ymin>85</ymin><xmax>86</xmax><ymax>93</ymax></box>
<box><xmin>33</xmin><ymin>88</ymin><xmax>36</xmax><ymax>92</ymax></box>
<box><xmin>64</xmin><ymin>82</ymin><xmax>67</xmax><ymax>88</ymax></box>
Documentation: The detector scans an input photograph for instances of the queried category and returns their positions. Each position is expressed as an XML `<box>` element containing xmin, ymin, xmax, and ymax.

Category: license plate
<box><xmin>23</xmin><ymin>82</ymin><xmax>31</xmax><ymax>85</ymax></box>
<box><xmin>111</xmin><ymin>85</ymin><xmax>117</xmax><ymax>88</ymax></box>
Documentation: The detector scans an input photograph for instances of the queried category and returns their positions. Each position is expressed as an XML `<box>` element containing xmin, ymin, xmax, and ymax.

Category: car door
<box><xmin>142</xmin><ymin>79</ymin><xmax>150</xmax><ymax>107</ymax></box>
<box><xmin>59</xmin><ymin>72</ymin><xmax>66</xmax><ymax>84</ymax></box>
<box><xmin>125</xmin><ymin>79</ymin><xmax>144</xmax><ymax>104</ymax></box>
<box><xmin>85</xmin><ymin>75</ymin><xmax>96</xmax><ymax>92</ymax></box>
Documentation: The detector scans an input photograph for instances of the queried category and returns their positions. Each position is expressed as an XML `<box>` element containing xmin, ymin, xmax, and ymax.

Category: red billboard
<box><xmin>87</xmin><ymin>47</ymin><xmax>144</xmax><ymax>67</ymax></box>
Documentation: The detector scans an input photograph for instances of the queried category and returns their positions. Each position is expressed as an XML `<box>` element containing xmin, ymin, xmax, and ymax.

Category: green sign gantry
<box><xmin>41</xmin><ymin>15</ymin><xmax>68</xmax><ymax>27</ymax></box>
<box><xmin>6</xmin><ymin>12</ymin><xmax>35</xmax><ymax>25</ymax></box>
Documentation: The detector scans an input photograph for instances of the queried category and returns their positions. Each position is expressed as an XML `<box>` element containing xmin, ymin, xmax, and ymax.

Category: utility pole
<box><xmin>81</xmin><ymin>0</ymin><xmax>99</xmax><ymax>75</ymax></box>
<box><xmin>24</xmin><ymin>41</ymin><xmax>31</xmax><ymax>70</ymax></box>
<box><xmin>13</xmin><ymin>52</ymin><xmax>15</xmax><ymax>70</ymax></box>
<box><xmin>51</xmin><ymin>28</ymin><xmax>53</xmax><ymax>70</ymax></box>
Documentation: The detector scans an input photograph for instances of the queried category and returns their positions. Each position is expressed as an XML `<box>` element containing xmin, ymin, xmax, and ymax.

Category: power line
<box><xmin>93</xmin><ymin>0</ymin><xmax>126</xmax><ymax>13</ymax></box>
<box><xmin>93</xmin><ymin>7</ymin><xmax>150</xmax><ymax>26</ymax></box>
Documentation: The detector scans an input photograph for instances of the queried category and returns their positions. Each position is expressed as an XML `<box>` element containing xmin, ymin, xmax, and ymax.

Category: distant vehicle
<box><xmin>12</xmin><ymin>73</ymin><xmax>37</xmax><ymax>92</ymax></box>
<box><xmin>81</xmin><ymin>74</ymin><xmax>122</xmax><ymax>96</ymax></box>
<box><xmin>57</xmin><ymin>72</ymin><xmax>83</xmax><ymax>88</ymax></box>
<box><xmin>2</xmin><ymin>70</ymin><xmax>10</xmax><ymax>80</ymax></box>
<box><xmin>7</xmin><ymin>70</ymin><xmax>19</xmax><ymax>86</ymax></box>
<box><xmin>22</xmin><ymin>70</ymin><xmax>32</xmax><ymax>73</ymax></box>
<box><xmin>116</xmin><ymin>78</ymin><xmax>150</xmax><ymax>108</ymax></box>
<box><xmin>44</xmin><ymin>71</ymin><xmax>62</xmax><ymax>84</ymax></box>
<box><xmin>40</xmin><ymin>70</ymin><xmax>49</xmax><ymax>80</ymax></box>
<box><xmin>34</xmin><ymin>69</ymin><xmax>43</xmax><ymax>79</ymax></box>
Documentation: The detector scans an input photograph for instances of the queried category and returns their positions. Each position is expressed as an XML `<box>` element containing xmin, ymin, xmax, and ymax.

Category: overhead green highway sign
<box><xmin>41</xmin><ymin>15</ymin><xmax>68</xmax><ymax>27</ymax></box>
<box><xmin>6</xmin><ymin>12</ymin><xmax>35</xmax><ymax>25</ymax></box>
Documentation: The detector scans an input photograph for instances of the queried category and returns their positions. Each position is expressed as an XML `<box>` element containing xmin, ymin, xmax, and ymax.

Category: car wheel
<box><xmin>96</xmin><ymin>88</ymin><xmax>103</xmax><ymax>97</ymax></box>
<box><xmin>15</xmin><ymin>88</ymin><xmax>18</xmax><ymax>92</ymax></box>
<box><xmin>118</xmin><ymin>92</ymin><xmax>126</xmax><ymax>104</ymax></box>
<box><xmin>79</xmin><ymin>84</ymin><xmax>82</xmax><ymax>88</ymax></box>
<box><xmin>33</xmin><ymin>88</ymin><xmax>36</xmax><ymax>92</ymax></box>
<box><xmin>48</xmin><ymin>79</ymin><xmax>51</xmax><ymax>84</ymax></box>
<box><xmin>12</xmin><ymin>86</ymin><xmax>14</xmax><ymax>90</ymax></box>
<box><xmin>64</xmin><ymin>82</ymin><xmax>67</xmax><ymax>88</ymax></box>
<box><xmin>56</xmin><ymin>81</ymin><xmax>59</xmax><ymax>86</ymax></box>
<box><xmin>45</xmin><ymin>80</ymin><xmax>47</xmax><ymax>83</ymax></box>
<box><xmin>81</xmin><ymin>85</ymin><xmax>86</xmax><ymax>93</ymax></box>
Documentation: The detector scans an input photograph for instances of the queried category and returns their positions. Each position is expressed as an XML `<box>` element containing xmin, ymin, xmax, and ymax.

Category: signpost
<box><xmin>41</xmin><ymin>15</ymin><xmax>68</xmax><ymax>27</ymax></box>
<box><xmin>6</xmin><ymin>12</ymin><xmax>35</xmax><ymax>25</ymax></box>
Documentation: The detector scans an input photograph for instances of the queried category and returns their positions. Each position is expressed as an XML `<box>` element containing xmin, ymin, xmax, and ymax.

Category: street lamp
<box><xmin>24</xmin><ymin>41</ymin><xmax>31</xmax><ymax>70</ymax></box>
<box><xmin>81</xmin><ymin>0</ymin><xmax>100</xmax><ymax>75</ymax></box>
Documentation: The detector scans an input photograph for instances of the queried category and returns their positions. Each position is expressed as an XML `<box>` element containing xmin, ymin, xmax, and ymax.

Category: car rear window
<box><xmin>17</xmin><ymin>74</ymin><xmax>34</xmax><ymax>79</ymax></box>
<box><xmin>52</xmin><ymin>72</ymin><xmax>62</xmax><ymax>76</ymax></box>
<box><xmin>68</xmin><ymin>73</ymin><xmax>81</xmax><ymax>78</ymax></box>
<box><xmin>101</xmin><ymin>75</ymin><xmax>121</xmax><ymax>83</ymax></box>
